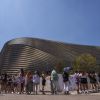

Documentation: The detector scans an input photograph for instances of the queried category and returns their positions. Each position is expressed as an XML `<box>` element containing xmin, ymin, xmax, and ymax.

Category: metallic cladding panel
<box><xmin>0</xmin><ymin>37</ymin><xmax>100</xmax><ymax>74</ymax></box>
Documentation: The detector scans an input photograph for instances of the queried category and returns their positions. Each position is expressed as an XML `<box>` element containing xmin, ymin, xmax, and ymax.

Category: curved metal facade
<box><xmin>0</xmin><ymin>37</ymin><xmax>100</xmax><ymax>74</ymax></box>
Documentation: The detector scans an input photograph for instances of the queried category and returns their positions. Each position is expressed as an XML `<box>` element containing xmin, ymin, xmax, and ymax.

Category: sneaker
<box><xmin>85</xmin><ymin>90</ymin><xmax>89</xmax><ymax>94</ymax></box>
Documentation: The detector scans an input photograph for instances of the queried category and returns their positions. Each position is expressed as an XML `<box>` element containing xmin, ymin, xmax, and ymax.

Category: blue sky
<box><xmin>0</xmin><ymin>0</ymin><xmax>100</xmax><ymax>49</ymax></box>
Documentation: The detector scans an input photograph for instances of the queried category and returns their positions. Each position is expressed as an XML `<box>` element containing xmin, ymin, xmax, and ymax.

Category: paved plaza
<box><xmin>0</xmin><ymin>92</ymin><xmax>100</xmax><ymax>100</ymax></box>
<box><xmin>0</xmin><ymin>94</ymin><xmax>100</xmax><ymax>100</ymax></box>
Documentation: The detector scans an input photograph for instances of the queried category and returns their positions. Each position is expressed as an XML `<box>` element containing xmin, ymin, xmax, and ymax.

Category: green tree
<box><xmin>73</xmin><ymin>53</ymin><xmax>96</xmax><ymax>72</ymax></box>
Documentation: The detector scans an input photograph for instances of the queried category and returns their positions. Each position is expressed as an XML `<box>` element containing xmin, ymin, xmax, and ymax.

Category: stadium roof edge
<box><xmin>4</xmin><ymin>37</ymin><xmax>100</xmax><ymax>48</ymax></box>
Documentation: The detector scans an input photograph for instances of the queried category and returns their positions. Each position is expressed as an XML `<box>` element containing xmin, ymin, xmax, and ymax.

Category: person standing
<box><xmin>2</xmin><ymin>73</ymin><xmax>7</xmax><ymax>93</ymax></box>
<box><xmin>80</xmin><ymin>71</ymin><xmax>88</xmax><ymax>94</ymax></box>
<box><xmin>32</xmin><ymin>71</ymin><xmax>40</xmax><ymax>95</ymax></box>
<box><xmin>17</xmin><ymin>69</ymin><xmax>25</xmax><ymax>94</ymax></box>
<box><xmin>0</xmin><ymin>74</ymin><xmax>1</xmax><ymax>93</ymax></box>
<box><xmin>62</xmin><ymin>70</ymin><xmax>69</xmax><ymax>95</ymax></box>
<box><xmin>74</xmin><ymin>71</ymin><xmax>80</xmax><ymax>94</ymax></box>
<box><xmin>41</xmin><ymin>73</ymin><xmax>46</xmax><ymax>94</ymax></box>
<box><xmin>98</xmin><ymin>72</ymin><xmax>100</xmax><ymax>89</ymax></box>
<box><xmin>25</xmin><ymin>71</ymin><xmax>33</xmax><ymax>94</ymax></box>
<box><xmin>19</xmin><ymin>69</ymin><xmax>25</xmax><ymax>94</ymax></box>
<box><xmin>50</xmin><ymin>69</ymin><xmax>59</xmax><ymax>94</ymax></box>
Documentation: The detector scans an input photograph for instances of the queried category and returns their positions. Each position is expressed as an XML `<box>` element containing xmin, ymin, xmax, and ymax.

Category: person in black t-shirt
<box><xmin>98</xmin><ymin>72</ymin><xmax>100</xmax><ymax>89</ymax></box>
<box><xmin>41</xmin><ymin>73</ymin><xmax>46</xmax><ymax>94</ymax></box>
<box><xmin>62</xmin><ymin>71</ymin><xmax>69</xmax><ymax>94</ymax></box>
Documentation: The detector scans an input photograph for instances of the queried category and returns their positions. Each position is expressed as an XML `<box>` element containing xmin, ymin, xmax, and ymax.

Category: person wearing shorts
<box><xmin>80</xmin><ymin>72</ymin><xmax>88</xmax><ymax>93</ymax></box>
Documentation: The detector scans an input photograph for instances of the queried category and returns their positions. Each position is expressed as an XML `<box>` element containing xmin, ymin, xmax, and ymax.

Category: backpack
<box><xmin>52</xmin><ymin>72</ymin><xmax>58</xmax><ymax>81</ymax></box>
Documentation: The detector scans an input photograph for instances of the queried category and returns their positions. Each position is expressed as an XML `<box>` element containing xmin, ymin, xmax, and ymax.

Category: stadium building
<box><xmin>0</xmin><ymin>37</ymin><xmax>100</xmax><ymax>74</ymax></box>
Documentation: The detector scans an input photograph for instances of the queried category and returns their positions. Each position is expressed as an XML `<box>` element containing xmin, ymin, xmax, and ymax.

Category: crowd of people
<box><xmin>0</xmin><ymin>68</ymin><xmax>100</xmax><ymax>95</ymax></box>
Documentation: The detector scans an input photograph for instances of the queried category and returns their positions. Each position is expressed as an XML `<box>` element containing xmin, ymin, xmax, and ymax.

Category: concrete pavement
<box><xmin>0</xmin><ymin>92</ymin><xmax>100</xmax><ymax>100</ymax></box>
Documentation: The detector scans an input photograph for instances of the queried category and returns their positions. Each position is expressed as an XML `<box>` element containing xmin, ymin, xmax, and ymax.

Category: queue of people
<box><xmin>0</xmin><ymin>68</ymin><xmax>100</xmax><ymax>95</ymax></box>
<box><xmin>74</xmin><ymin>71</ymin><xmax>100</xmax><ymax>94</ymax></box>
